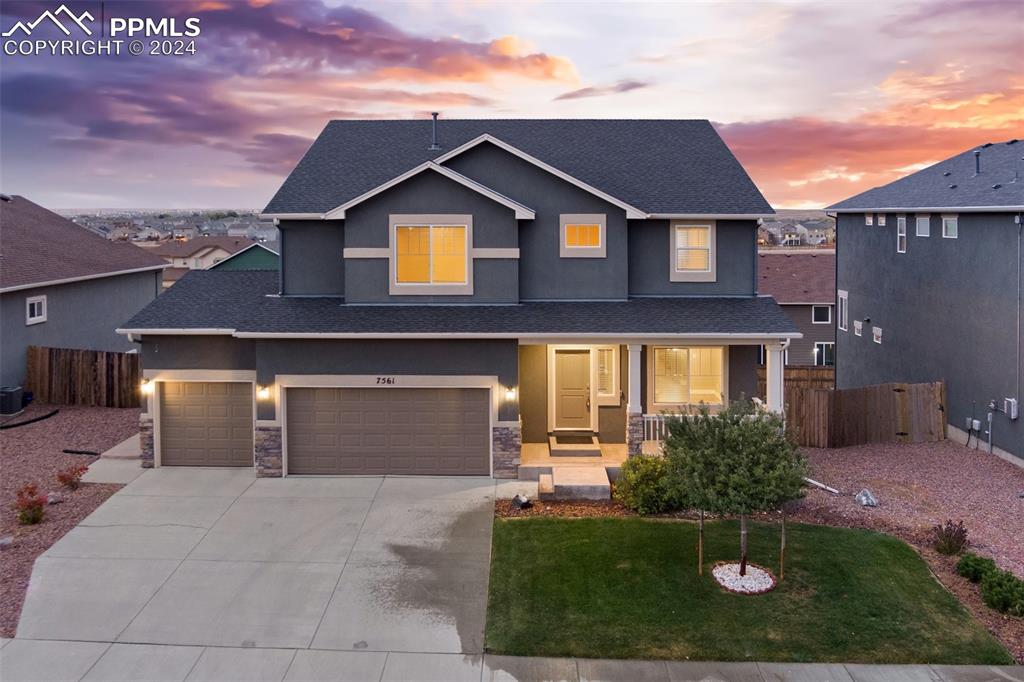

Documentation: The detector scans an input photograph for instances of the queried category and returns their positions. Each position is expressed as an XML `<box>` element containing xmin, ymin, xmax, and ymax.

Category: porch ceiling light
<box><xmin>140</xmin><ymin>378</ymin><xmax>154</xmax><ymax>395</ymax></box>
<box><xmin>257</xmin><ymin>385</ymin><xmax>272</xmax><ymax>401</ymax></box>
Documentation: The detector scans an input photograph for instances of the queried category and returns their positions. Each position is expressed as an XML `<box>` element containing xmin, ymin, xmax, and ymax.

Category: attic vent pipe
<box><xmin>974</xmin><ymin>150</ymin><xmax>981</xmax><ymax>175</ymax></box>
<box><xmin>428</xmin><ymin>112</ymin><xmax>441</xmax><ymax>151</ymax></box>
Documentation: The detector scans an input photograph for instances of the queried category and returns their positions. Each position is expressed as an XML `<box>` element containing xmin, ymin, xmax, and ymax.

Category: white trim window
<box><xmin>651</xmin><ymin>346</ymin><xmax>724</xmax><ymax>407</ymax></box>
<box><xmin>942</xmin><ymin>214</ymin><xmax>958</xmax><ymax>239</ymax></box>
<box><xmin>814</xmin><ymin>342</ymin><xmax>835</xmax><ymax>367</ymax></box>
<box><xmin>670</xmin><ymin>221</ymin><xmax>716</xmax><ymax>282</ymax></box>
<box><xmin>595</xmin><ymin>345</ymin><xmax>619</xmax><ymax>406</ymax></box>
<box><xmin>389</xmin><ymin>214</ymin><xmax>472</xmax><ymax>295</ymax></box>
<box><xmin>854</xmin><ymin>320</ymin><xmax>863</xmax><ymax>336</ymax></box>
<box><xmin>560</xmin><ymin>214</ymin><xmax>606</xmax><ymax>258</ymax></box>
<box><xmin>865</xmin><ymin>214</ymin><xmax>873</xmax><ymax>226</ymax></box>
<box><xmin>915</xmin><ymin>214</ymin><xmax>930</xmax><ymax>237</ymax></box>
<box><xmin>26</xmin><ymin>295</ymin><xmax>47</xmax><ymax>325</ymax></box>
<box><xmin>877</xmin><ymin>214</ymin><xmax>886</xmax><ymax>226</ymax></box>
<box><xmin>811</xmin><ymin>305</ymin><xmax>831</xmax><ymax>325</ymax></box>
<box><xmin>897</xmin><ymin>217</ymin><xmax>907</xmax><ymax>253</ymax></box>
<box><xmin>872</xmin><ymin>326</ymin><xmax>883</xmax><ymax>344</ymax></box>
<box><xmin>837</xmin><ymin>290</ymin><xmax>849</xmax><ymax>331</ymax></box>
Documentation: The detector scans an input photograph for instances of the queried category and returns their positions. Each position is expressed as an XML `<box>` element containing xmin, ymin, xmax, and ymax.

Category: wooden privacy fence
<box><xmin>787</xmin><ymin>381</ymin><xmax>947</xmax><ymax>448</ymax></box>
<box><xmin>25</xmin><ymin>345</ymin><xmax>141</xmax><ymax>408</ymax></box>
<box><xmin>757</xmin><ymin>365</ymin><xmax>835</xmax><ymax>396</ymax></box>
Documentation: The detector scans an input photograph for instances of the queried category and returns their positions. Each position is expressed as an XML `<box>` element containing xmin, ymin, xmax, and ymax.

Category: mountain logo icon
<box><xmin>2</xmin><ymin>4</ymin><xmax>95</xmax><ymax>37</ymax></box>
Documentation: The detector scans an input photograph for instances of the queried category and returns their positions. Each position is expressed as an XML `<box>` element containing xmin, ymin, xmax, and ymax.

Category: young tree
<box><xmin>665</xmin><ymin>401</ymin><xmax>807</xmax><ymax>576</ymax></box>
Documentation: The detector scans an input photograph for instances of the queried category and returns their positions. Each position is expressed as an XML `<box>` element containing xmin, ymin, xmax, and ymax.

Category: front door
<box><xmin>554</xmin><ymin>350</ymin><xmax>591</xmax><ymax>430</ymax></box>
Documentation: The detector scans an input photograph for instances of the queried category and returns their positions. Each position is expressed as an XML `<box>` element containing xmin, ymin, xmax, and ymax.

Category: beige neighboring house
<box><xmin>140</xmin><ymin>236</ymin><xmax>256</xmax><ymax>289</ymax></box>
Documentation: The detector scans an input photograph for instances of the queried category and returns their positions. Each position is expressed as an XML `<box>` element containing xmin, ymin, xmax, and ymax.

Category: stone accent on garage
<box><xmin>492</xmin><ymin>424</ymin><xmax>522</xmax><ymax>479</ymax></box>
<box><xmin>255</xmin><ymin>424</ymin><xmax>283</xmax><ymax>477</ymax></box>
<box><xmin>140</xmin><ymin>414</ymin><xmax>154</xmax><ymax>468</ymax></box>
<box><xmin>626</xmin><ymin>413</ymin><xmax>644</xmax><ymax>456</ymax></box>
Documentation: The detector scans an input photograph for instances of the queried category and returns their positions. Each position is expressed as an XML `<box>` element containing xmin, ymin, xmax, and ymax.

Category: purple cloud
<box><xmin>554</xmin><ymin>79</ymin><xmax>650</xmax><ymax>101</ymax></box>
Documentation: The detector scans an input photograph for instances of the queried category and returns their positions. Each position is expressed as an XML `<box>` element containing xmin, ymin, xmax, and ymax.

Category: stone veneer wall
<box><xmin>140</xmin><ymin>414</ymin><xmax>154</xmax><ymax>468</ymax></box>
<box><xmin>492</xmin><ymin>424</ymin><xmax>522</xmax><ymax>479</ymax></box>
<box><xmin>626</xmin><ymin>413</ymin><xmax>644</xmax><ymax>456</ymax></box>
<box><xmin>255</xmin><ymin>424</ymin><xmax>283</xmax><ymax>477</ymax></box>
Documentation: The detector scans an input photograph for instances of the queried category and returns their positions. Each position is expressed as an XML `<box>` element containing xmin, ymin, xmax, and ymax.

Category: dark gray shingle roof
<box><xmin>263</xmin><ymin>119</ymin><xmax>772</xmax><ymax>216</ymax></box>
<box><xmin>828</xmin><ymin>140</ymin><xmax>1024</xmax><ymax>211</ymax></box>
<box><xmin>123</xmin><ymin>271</ymin><xmax>797</xmax><ymax>336</ymax></box>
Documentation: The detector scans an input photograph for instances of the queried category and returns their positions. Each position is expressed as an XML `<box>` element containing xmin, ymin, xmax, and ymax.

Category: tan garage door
<box><xmin>160</xmin><ymin>382</ymin><xmax>253</xmax><ymax>467</ymax></box>
<box><xmin>286</xmin><ymin>387</ymin><xmax>490</xmax><ymax>475</ymax></box>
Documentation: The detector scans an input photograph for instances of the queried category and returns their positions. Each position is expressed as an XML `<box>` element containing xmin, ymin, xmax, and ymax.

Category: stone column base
<box><xmin>626</xmin><ymin>413</ymin><xmax>644</xmax><ymax>456</ymax></box>
<box><xmin>140</xmin><ymin>414</ymin><xmax>155</xmax><ymax>468</ymax></box>
<box><xmin>255</xmin><ymin>424</ymin><xmax>283</xmax><ymax>477</ymax></box>
<box><xmin>492</xmin><ymin>424</ymin><xmax>522</xmax><ymax>479</ymax></box>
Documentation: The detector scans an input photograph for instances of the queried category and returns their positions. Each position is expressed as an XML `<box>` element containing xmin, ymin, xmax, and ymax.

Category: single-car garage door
<box><xmin>160</xmin><ymin>382</ymin><xmax>253</xmax><ymax>467</ymax></box>
<box><xmin>286</xmin><ymin>387</ymin><xmax>490</xmax><ymax>475</ymax></box>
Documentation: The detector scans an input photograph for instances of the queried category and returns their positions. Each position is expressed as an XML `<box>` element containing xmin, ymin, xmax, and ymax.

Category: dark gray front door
<box><xmin>286</xmin><ymin>387</ymin><xmax>490</xmax><ymax>475</ymax></box>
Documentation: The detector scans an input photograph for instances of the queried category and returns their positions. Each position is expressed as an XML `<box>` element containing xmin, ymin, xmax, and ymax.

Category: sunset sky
<box><xmin>1</xmin><ymin>0</ymin><xmax>1021</xmax><ymax>210</ymax></box>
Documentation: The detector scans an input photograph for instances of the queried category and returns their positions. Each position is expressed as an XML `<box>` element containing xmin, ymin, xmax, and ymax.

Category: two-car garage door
<box><xmin>286</xmin><ymin>387</ymin><xmax>490</xmax><ymax>475</ymax></box>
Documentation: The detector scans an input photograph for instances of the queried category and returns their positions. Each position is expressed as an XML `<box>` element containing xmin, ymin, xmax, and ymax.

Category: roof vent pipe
<box><xmin>428</xmin><ymin>112</ymin><xmax>441</xmax><ymax>151</ymax></box>
<box><xmin>974</xmin><ymin>149</ymin><xmax>981</xmax><ymax>175</ymax></box>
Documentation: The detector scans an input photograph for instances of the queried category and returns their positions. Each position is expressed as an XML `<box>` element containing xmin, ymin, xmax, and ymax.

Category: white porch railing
<box><xmin>642</xmin><ymin>414</ymin><xmax>669</xmax><ymax>442</ymax></box>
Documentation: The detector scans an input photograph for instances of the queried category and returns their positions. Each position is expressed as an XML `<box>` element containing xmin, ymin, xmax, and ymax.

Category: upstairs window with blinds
<box><xmin>670</xmin><ymin>222</ymin><xmax>716</xmax><ymax>282</ymax></box>
<box><xmin>652</xmin><ymin>346</ymin><xmax>724</xmax><ymax>406</ymax></box>
<box><xmin>395</xmin><ymin>224</ymin><xmax>467</xmax><ymax>285</ymax></box>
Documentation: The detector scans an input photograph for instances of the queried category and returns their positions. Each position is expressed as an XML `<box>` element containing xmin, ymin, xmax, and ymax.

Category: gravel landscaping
<box><xmin>712</xmin><ymin>562</ymin><xmax>776</xmax><ymax>595</ymax></box>
<box><xmin>0</xmin><ymin>403</ymin><xmax>140</xmax><ymax>638</ymax></box>
<box><xmin>795</xmin><ymin>440</ymin><xmax>1024</xmax><ymax>578</ymax></box>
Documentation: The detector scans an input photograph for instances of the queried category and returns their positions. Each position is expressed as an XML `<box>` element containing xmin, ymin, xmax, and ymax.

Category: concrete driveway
<box><xmin>8</xmin><ymin>468</ymin><xmax>519</xmax><ymax>680</ymax></box>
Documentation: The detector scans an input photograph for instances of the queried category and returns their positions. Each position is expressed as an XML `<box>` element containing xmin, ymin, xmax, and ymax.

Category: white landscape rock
<box><xmin>712</xmin><ymin>562</ymin><xmax>776</xmax><ymax>594</ymax></box>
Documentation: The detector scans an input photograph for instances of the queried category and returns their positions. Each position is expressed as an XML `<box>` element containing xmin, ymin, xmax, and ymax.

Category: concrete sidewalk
<box><xmin>1</xmin><ymin>640</ymin><xmax>1020</xmax><ymax>681</ymax></box>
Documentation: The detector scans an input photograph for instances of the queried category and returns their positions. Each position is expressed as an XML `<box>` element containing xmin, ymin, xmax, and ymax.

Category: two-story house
<box><xmin>140</xmin><ymin>236</ymin><xmax>255</xmax><ymax>288</ymax></box>
<box><xmin>828</xmin><ymin>140</ymin><xmax>1022</xmax><ymax>463</ymax></box>
<box><xmin>757</xmin><ymin>250</ymin><xmax>836</xmax><ymax>367</ymax></box>
<box><xmin>120</xmin><ymin>119</ymin><xmax>799</xmax><ymax>478</ymax></box>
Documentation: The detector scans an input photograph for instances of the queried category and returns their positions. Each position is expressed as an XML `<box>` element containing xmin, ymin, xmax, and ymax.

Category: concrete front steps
<box><xmin>538</xmin><ymin>466</ymin><xmax>611</xmax><ymax>501</ymax></box>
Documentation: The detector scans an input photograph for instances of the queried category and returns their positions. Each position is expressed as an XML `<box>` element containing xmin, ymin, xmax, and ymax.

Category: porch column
<box><xmin>765</xmin><ymin>341</ymin><xmax>786</xmax><ymax>414</ymax></box>
<box><xmin>626</xmin><ymin>344</ymin><xmax>644</xmax><ymax>455</ymax></box>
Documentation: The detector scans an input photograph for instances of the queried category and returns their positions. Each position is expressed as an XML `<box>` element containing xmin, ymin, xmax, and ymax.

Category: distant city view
<box><xmin>57</xmin><ymin>208</ymin><xmax>278</xmax><ymax>247</ymax></box>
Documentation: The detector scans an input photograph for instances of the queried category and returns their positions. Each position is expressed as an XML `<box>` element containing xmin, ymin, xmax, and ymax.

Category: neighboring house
<box><xmin>0</xmin><ymin>195</ymin><xmax>166</xmax><ymax>388</ymax></box>
<box><xmin>781</xmin><ymin>224</ymin><xmax>808</xmax><ymax>246</ymax></box>
<box><xmin>828</xmin><ymin>140</ymin><xmax>1022</xmax><ymax>462</ymax></box>
<box><xmin>758</xmin><ymin>250</ymin><xmax>836</xmax><ymax>366</ymax></box>
<box><xmin>121</xmin><ymin>118</ymin><xmax>798</xmax><ymax>478</ymax></box>
<box><xmin>208</xmin><ymin>243</ymin><xmax>280</xmax><ymax>271</ymax></box>
<box><xmin>140</xmin><ymin>236</ymin><xmax>255</xmax><ymax>288</ymax></box>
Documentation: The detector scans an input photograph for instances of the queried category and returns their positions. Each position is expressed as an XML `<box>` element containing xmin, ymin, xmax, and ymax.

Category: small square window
<box><xmin>942</xmin><ymin>214</ymin><xmax>958</xmax><ymax>239</ymax></box>
<box><xmin>559</xmin><ymin>214</ymin><xmax>606</xmax><ymax>258</ymax></box>
<box><xmin>872</xmin><ymin>326</ymin><xmax>883</xmax><ymax>344</ymax></box>
<box><xmin>865</xmin><ymin>214</ymin><xmax>873</xmax><ymax>226</ymax></box>
<box><xmin>25</xmin><ymin>295</ymin><xmax>47</xmax><ymax>325</ymax></box>
<box><xmin>811</xmin><ymin>305</ymin><xmax>831</xmax><ymax>324</ymax></box>
<box><xmin>854</xmin><ymin>320</ymin><xmax>863</xmax><ymax>336</ymax></box>
<box><xmin>916</xmin><ymin>214</ymin><xmax>930</xmax><ymax>237</ymax></box>
<box><xmin>877</xmin><ymin>214</ymin><xmax>886</xmax><ymax>226</ymax></box>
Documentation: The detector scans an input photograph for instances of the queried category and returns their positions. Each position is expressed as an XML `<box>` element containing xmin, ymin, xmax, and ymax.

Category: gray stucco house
<box><xmin>120</xmin><ymin>119</ymin><xmax>798</xmax><ymax>478</ymax></box>
<box><xmin>0</xmin><ymin>195</ymin><xmax>166</xmax><ymax>390</ymax></box>
<box><xmin>828</xmin><ymin>140</ymin><xmax>1022</xmax><ymax>463</ymax></box>
<box><xmin>757</xmin><ymin>250</ymin><xmax>835</xmax><ymax>367</ymax></box>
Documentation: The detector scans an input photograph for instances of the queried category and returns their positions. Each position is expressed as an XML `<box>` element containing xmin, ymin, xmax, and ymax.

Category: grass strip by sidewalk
<box><xmin>485</xmin><ymin>517</ymin><xmax>1012</xmax><ymax>664</ymax></box>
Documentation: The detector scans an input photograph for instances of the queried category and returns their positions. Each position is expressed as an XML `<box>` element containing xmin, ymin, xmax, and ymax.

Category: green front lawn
<box><xmin>485</xmin><ymin>518</ymin><xmax>1012</xmax><ymax>664</ymax></box>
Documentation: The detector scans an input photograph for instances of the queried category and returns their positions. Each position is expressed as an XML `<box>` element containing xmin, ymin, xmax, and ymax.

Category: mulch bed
<box><xmin>0</xmin><ymin>403</ymin><xmax>140</xmax><ymax>638</ymax></box>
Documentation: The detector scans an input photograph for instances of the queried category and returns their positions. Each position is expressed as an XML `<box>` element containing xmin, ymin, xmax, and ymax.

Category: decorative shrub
<box><xmin>932</xmin><ymin>519</ymin><xmax>968</xmax><ymax>555</ymax></box>
<box><xmin>14</xmin><ymin>483</ymin><xmax>47</xmax><ymax>525</ymax></box>
<box><xmin>956</xmin><ymin>553</ymin><xmax>996</xmax><ymax>583</ymax></box>
<box><xmin>614</xmin><ymin>455</ymin><xmax>678</xmax><ymax>515</ymax></box>
<box><xmin>980</xmin><ymin>569</ymin><xmax>1024</xmax><ymax>617</ymax></box>
<box><xmin>56</xmin><ymin>463</ymin><xmax>89</xmax><ymax>490</ymax></box>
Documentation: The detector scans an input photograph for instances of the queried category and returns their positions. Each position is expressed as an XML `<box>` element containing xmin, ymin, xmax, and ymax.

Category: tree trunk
<box><xmin>739</xmin><ymin>514</ymin><xmax>749</xmax><ymax>576</ymax></box>
<box><xmin>698</xmin><ymin>510</ymin><xmax>704</xmax><ymax>576</ymax></box>
<box><xmin>780</xmin><ymin>510</ymin><xmax>786</xmax><ymax>581</ymax></box>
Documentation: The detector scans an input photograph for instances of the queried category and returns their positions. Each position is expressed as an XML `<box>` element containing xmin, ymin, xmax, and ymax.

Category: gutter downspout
<box><xmin>1017</xmin><ymin>212</ymin><xmax>1022</xmax><ymax>407</ymax></box>
<box><xmin>826</xmin><ymin>211</ymin><xmax>838</xmax><ymax>386</ymax></box>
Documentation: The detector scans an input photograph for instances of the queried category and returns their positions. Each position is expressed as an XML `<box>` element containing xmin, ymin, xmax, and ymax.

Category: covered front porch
<box><xmin>512</xmin><ymin>338</ymin><xmax>789</xmax><ymax>490</ymax></box>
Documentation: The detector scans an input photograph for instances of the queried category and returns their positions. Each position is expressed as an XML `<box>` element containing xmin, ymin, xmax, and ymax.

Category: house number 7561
<box><xmin>376</xmin><ymin>376</ymin><xmax>396</xmax><ymax>385</ymax></box>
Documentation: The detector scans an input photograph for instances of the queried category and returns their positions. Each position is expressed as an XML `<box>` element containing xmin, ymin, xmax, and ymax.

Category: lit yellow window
<box><xmin>395</xmin><ymin>225</ymin><xmax>467</xmax><ymax>285</ymax></box>
<box><xmin>675</xmin><ymin>226</ymin><xmax>710</xmax><ymax>271</ymax></box>
<box><xmin>653</xmin><ymin>346</ymin><xmax>723</xmax><ymax>405</ymax></box>
<box><xmin>565</xmin><ymin>224</ymin><xmax>601</xmax><ymax>248</ymax></box>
